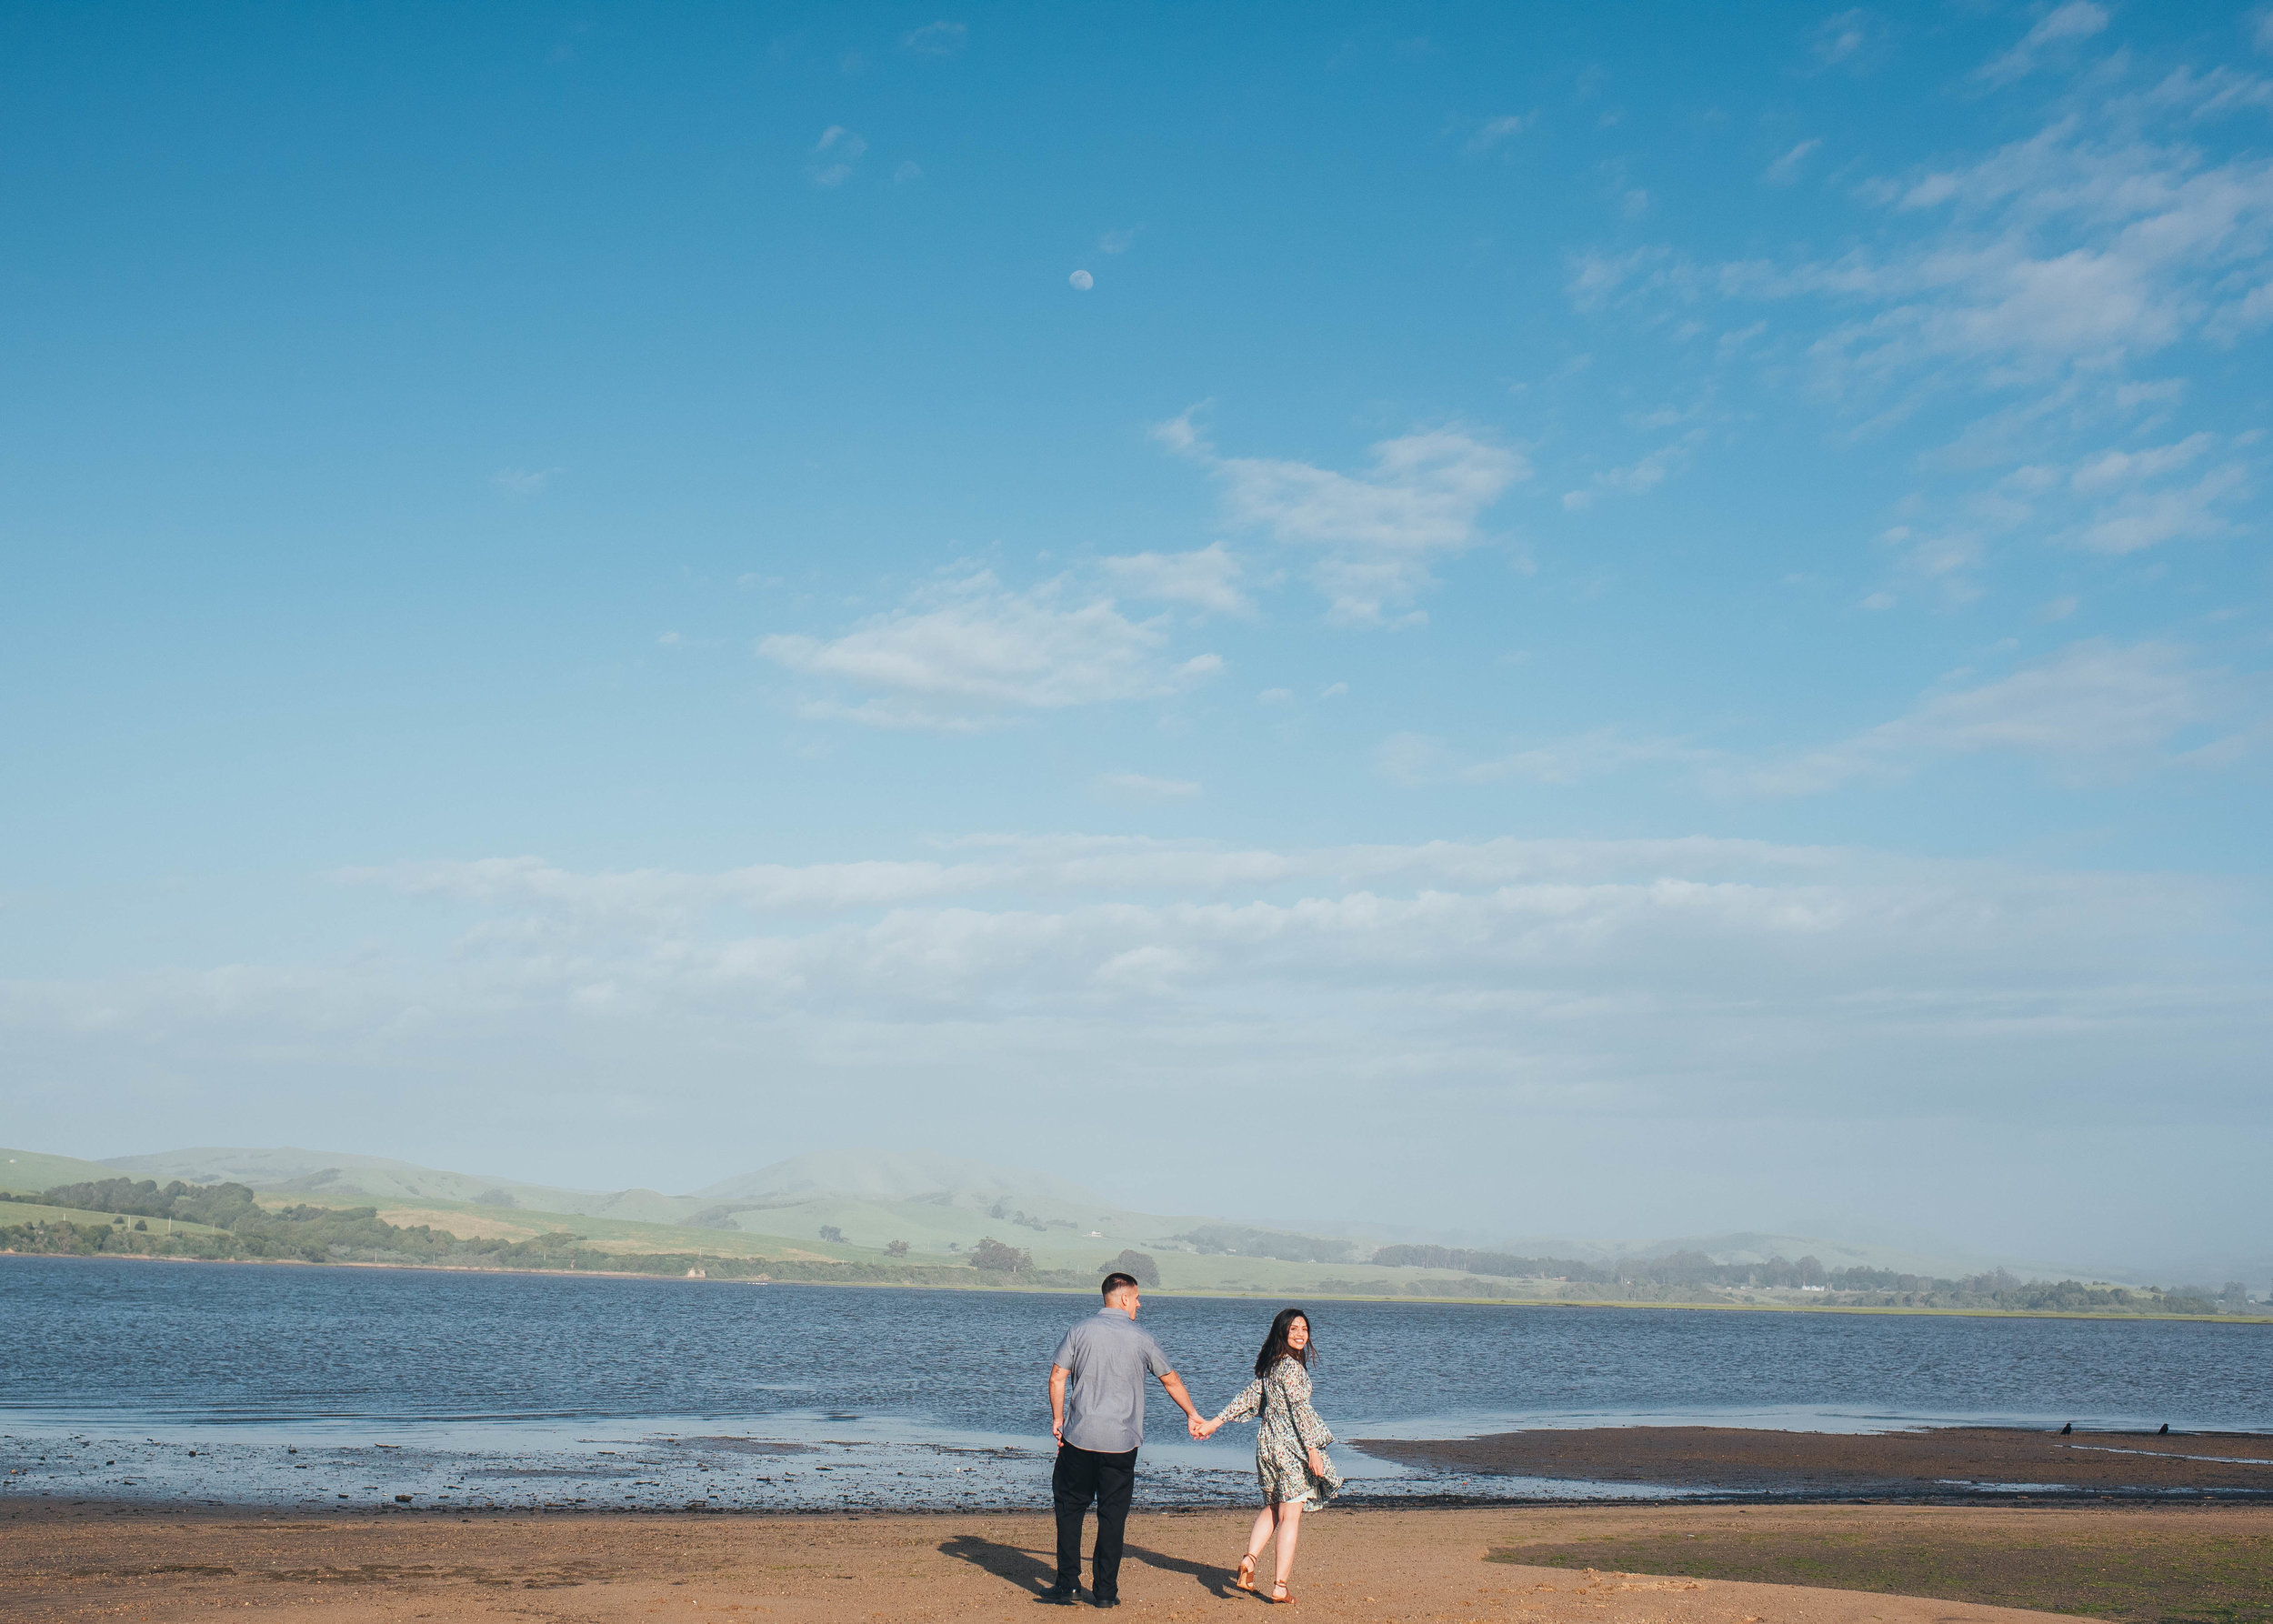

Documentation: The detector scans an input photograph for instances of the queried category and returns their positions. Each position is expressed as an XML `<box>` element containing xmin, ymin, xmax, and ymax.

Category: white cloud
<box><xmin>1564</xmin><ymin>77</ymin><xmax>2273</xmax><ymax>593</ymax></box>
<box><xmin>809</xmin><ymin>125</ymin><xmax>867</xmax><ymax>186</ymax></box>
<box><xmin>1748</xmin><ymin>640</ymin><xmax>2257</xmax><ymax>792</ymax></box>
<box><xmin>1101</xmin><ymin>543</ymin><xmax>1251</xmax><ymax>616</ymax></box>
<box><xmin>1601</xmin><ymin>117</ymin><xmax>2273</xmax><ymax>391</ymax></box>
<box><xmin>756</xmin><ymin>570</ymin><xmax>1221</xmax><ymax>729</ymax></box>
<box><xmin>1098</xmin><ymin>227</ymin><xmax>1140</xmax><ymax>255</ymax></box>
<box><xmin>1466</xmin><ymin>114</ymin><xmax>1534</xmax><ymax>155</ymax></box>
<box><xmin>1574</xmin><ymin>431</ymin><xmax>1704</xmax><ymax>504</ymax></box>
<box><xmin>1157</xmin><ymin>412</ymin><xmax>1528</xmax><ymax>626</ymax></box>
<box><xmin>1095</xmin><ymin>772</ymin><xmax>1202</xmax><ymax>801</ymax></box>
<box><xmin>24</xmin><ymin>828</ymin><xmax>2269</xmax><ymax>1263</ymax></box>
<box><xmin>1458</xmin><ymin>731</ymin><xmax>1720</xmax><ymax>787</ymax></box>
<box><xmin>2069</xmin><ymin>432</ymin><xmax>2217</xmax><ymax>493</ymax></box>
<box><xmin>1978</xmin><ymin>2</ymin><xmax>2111</xmax><ymax>85</ymax></box>
<box><xmin>2074</xmin><ymin>460</ymin><xmax>2249</xmax><ymax>553</ymax></box>
<box><xmin>1764</xmin><ymin>139</ymin><xmax>1822</xmax><ymax>185</ymax></box>
<box><xmin>1386</xmin><ymin>644</ymin><xmax>2268</xmax><ymax>797</ymax></box>
<box><xmin>1374</xmin><ymin>731</ymin><xmax>1449</xmax><ymax>786</ymax></box>
<box><xmin>492</xmin><ymin>467</ymin><xmax>559</xmax><ymax>497</ymax></box>
<box><xmin>1807</xmin><ymin>8</ymin><xmax>1894</xmax><ymax>71</ymax></box>
<box><xmin>54</xmin><ymin>836</ymin><xmax>2259</xmax><ymax>1176</ymax></box>
<box><xmin>902</xmin><ymin>20</ymin><xmax>966</xmax><ymax>55</ymax></box>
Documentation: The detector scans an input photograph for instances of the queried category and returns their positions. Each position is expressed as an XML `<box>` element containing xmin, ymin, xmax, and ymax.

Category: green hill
<box><xmin>5</xmin><ymin>1141</ymin><xmax>2230</xmax><ymax>1318</ymax></box>
<box><xmin>0</xmin><ymin>1147</ymin><xmax>127</xmax><ymax>1194</ymax></box>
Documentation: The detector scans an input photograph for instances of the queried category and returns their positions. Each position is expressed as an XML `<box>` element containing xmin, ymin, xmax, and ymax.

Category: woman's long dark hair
<box><xmin>1255</xmin><ymin>1307</ymin><xmax>1315</xmax><ymax>1377</ymax></box>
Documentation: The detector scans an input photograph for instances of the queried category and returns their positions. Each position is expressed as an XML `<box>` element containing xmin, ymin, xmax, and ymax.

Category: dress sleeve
<box><xmin>1209</xmin><ymin>1378</ymin><xmax>1264</xmax><ymax>1428</ymax></box>
<box><xmin>1280</xmin><ymin>1365</ymin><xmax>1334</xmax><ymax>1449</ymax></box>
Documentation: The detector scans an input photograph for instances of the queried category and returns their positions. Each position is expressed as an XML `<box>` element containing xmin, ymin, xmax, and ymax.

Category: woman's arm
<box><xmin>1207</xmin><ymin>1378</ymin><xmax>1264</xmax><ymax>1429</ymax></box>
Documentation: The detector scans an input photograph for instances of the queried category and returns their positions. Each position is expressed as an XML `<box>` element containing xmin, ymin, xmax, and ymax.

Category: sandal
<box><xmin>1234</xmin><ymin>1556</ymin><xmax>1257</xmax><ymax>1592</ymax></box>
<box><xmin>1269</xmin><ymin>1582</ymin><xmax>1294</xmax><ymax>1605</ymax></box>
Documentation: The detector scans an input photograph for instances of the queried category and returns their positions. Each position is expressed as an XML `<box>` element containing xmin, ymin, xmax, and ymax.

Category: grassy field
<box><xmin>0</xmin><ymin>1183</ymin><xmax>2251</xmax><ymax>1320</ymax></box>
<box><xmin>1487</xmin><ymin>1504</ymin><xmax>2273</xmax><ymax>1624</ymax></box>
<box><xmin>0</xmin><ymin>1198</ymin><xmax>227</xmax><ymax>1237</ymax></box>
<box><xmin>6</xmin><ymin>1153</ymin><xmax>2261</xmax><ymax>1321</ymax></box>
<box><xmin>0</xmin><ymin>1148</ymin><xmax>125</xmax><ymax>1193</ymax></box>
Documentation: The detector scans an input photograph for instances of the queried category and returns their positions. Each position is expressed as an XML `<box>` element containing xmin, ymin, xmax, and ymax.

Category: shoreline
<box><xmin>6</xmin><ymin>1249</ymin><xmax>2264</xmax><ymax>1324</ymax></box>
<box><xmin>9</xmin><ymin>1424</ymin><xmax>2269</xmax><ymax>1519</ymax></box>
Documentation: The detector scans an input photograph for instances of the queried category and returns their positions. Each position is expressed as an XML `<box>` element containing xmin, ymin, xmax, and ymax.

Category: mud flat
<box><xmin>6</xmin><ymin>1499</ymin><xmax>2272</xmax><ymax>1624</ymax></box>
<box><xmin>1353</xmin><ymin>1426</ymin><xmax>2273</xmax><ymax>1499</ymax></box>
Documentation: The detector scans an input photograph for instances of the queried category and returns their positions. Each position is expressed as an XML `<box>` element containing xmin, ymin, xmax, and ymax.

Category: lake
<box><xmin>3</xmin><ymin>1255</ymin><xmax>2265</xmax><ymax>1510</ymax></box>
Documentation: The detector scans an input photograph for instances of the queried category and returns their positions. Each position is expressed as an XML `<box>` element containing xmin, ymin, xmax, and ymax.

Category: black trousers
<box><xmin>1052</xmin><ymin>1442</ymin><xmax>1137</xmax><ymax>1597</ymax></box>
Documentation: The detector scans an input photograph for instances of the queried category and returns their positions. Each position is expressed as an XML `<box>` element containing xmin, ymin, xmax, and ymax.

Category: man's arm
<box><xmin>1156</xmin><ymin>1368</ymin><xmax>1204</xmax><ymax>1427</ymax></box>
<box><xmin>1049</xmin><ymin>1364</ymin><xmax>1069</xmax><ymax>1443</ymax></box>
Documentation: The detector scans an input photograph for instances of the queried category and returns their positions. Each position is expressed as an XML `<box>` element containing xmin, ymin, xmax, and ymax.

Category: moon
<box><xmin>1068</xmin><ymin>269</ymin><xmax>1094</xmax><ymax>291</ymax></box>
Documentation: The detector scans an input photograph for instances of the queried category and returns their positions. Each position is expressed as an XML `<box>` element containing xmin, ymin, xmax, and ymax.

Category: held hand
<box><xmin>1307</xmin><ymin>1447</ymin><xmax>1327</xmax><ymax>1477</ymax></box>
<box><xmin>1052</xmin><ymin>1415</ymin><xmax>1065</xmax><ymax>1444</ymax></box>
<box><xmin>1186</xmin><ymin>1414</ymin><xmax>1206</xmax><ymax>1439</ymax></box>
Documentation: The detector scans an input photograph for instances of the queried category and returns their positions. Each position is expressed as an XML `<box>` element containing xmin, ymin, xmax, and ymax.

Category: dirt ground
<box><xmin>1482</xmin><ymin>1503</ymin><xmax>2273</xmax><ymax>1624</ymax></box>
<box><xmin>1350</xmin><ymin>1429</ymin><xmax>2273</xmax><ymax>1499</ymax></box>
<box><xmin>6</xmin><ymin>1500</ymin><xmax>2269</xmax><ymax>1624</ymax></box>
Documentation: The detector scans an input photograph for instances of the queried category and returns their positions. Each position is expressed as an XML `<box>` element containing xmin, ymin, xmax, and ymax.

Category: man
<box><xmin>1043</xmin><ymin>1271</ymin><xmax>1207</xmax><ymax>1607</ymax></box>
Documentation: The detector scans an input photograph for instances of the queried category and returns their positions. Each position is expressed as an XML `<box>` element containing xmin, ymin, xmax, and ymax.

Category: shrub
<box><xmin>970</xmin><ymin>1236</ymin><xmax>1033</xmax><ymax>1276</ymax></box>
<box><xmin>1102</xmin><ymin>1249</ymin><xmax>1159</xmax><ymax>1287</ymax></box>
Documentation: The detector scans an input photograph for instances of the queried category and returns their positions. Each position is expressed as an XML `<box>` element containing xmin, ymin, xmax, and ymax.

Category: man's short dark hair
<box><xmin>1100</xmin><ymin>1272</ymin><xmax>1139</xmax><ymax>1298</ymax></box>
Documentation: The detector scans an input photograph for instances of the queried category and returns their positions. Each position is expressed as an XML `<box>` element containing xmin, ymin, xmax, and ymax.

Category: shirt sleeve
<box><xmin>1140</xmin><ymin>1330</ymin><xmax>1172</xmax><ymax>1377</ymax></box>
<box><xmin>1051</xmin><ymin>1325</ymin><xmax>1080</xmax><ymax>1370</ymax></box>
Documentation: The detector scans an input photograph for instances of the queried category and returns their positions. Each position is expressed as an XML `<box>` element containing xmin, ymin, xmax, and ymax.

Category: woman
<box><xmin>1197</xmin><ymin>1307</ymin><xmax>1341</xmax><ymax>1604</ymax></box>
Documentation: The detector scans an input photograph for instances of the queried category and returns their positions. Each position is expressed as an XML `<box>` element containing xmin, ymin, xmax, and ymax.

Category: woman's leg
<box><xmin>1270</xmin><ymin>1499</ymin><xmax>1305</xmax><ymax>1592</ymax></box>
<box><xmin>1244</xmin><ymin>1501</ymin><xmax>1277</xmax><ymax>1560</ymax></box>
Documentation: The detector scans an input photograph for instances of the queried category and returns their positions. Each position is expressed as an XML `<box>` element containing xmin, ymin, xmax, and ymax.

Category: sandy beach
<box><xmin>7</xmin><ymin>1500</ymin><xmax>2270</xmax><ymax>1624</ymax></box>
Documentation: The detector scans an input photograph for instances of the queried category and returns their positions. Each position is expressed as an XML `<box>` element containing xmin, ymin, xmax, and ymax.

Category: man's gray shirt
<box><xmin>1052</xmin><ymin>1307</ymin><xmax>1173</xmax><ymax>1454</ymax></box>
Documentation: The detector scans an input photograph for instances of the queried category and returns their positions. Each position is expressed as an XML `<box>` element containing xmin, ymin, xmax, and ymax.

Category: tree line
<box><xmin>1363</xmin><ymin>1243</ymin><xmax>2218</xmax><ymax>1314</ymax></box>
<box><xmin>1</xmin><ymin>1179</ymin><xmax>1028</xmax><ymax>1286</ymax></box>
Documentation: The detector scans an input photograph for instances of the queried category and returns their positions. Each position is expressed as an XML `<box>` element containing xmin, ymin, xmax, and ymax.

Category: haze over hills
<box><xmin>32</xmin><ymin>1142</ymin><xmax>2116</xmax><ymax>1285</ymax></box>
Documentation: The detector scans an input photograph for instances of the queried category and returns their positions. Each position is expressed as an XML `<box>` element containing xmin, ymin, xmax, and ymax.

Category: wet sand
<box><xmin>1352</xmin><ymin>1428</ymin><xmax>2273</xmax><ymax>1499</ymax></box>
<box><xmin>7</xmin><ymin>1500</ymin><xmax>2271</xmax><ymax>1624</ymax></box>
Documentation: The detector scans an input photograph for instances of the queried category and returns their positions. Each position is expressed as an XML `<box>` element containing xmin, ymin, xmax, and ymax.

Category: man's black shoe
<box><xmin>1036</xmin><ymin>1585</ymin><xmax>1078</xmax><ymax>1606</ymax></box>
<box><xmin>1090</xmin><ymin>1598</ymin><xmax>1120</xmax><ymax>1609</ymax></box>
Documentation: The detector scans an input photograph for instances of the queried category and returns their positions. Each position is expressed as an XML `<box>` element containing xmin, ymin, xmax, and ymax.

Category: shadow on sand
<box><xmin>937</xmin><ymin>1535</ymin><xmax>1236</xmax><ymax>1601</ymax></box>
<box><xmin>938</xmin><ymin>1534</ymin><xmax>1056</xmax><ymax>1597</ymax></box>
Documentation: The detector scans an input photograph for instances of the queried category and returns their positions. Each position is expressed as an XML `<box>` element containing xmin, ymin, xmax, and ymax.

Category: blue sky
<box><xmin>4</xmin><ymin>2</ymin><xmax>2269</xmax><ymax>1276</ymax></box>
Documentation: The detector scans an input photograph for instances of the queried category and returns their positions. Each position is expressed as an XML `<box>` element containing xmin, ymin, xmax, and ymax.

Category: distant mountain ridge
<box><xmin>31</xmin><ymin>1141</ymin><xmax>2102</xmax><ymax>1283</ymax></box>
<box><xmin>693</xmin><ymin>1149</ymin><xmax>1113</xmax><ymax>1211</ymax></box>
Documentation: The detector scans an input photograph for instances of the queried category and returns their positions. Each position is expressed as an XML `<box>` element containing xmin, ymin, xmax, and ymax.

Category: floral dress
<box><xmin>1208</xmin><ymin>1356</ymin><xmax>1342</xmax><ymax>1508</ymax></box>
